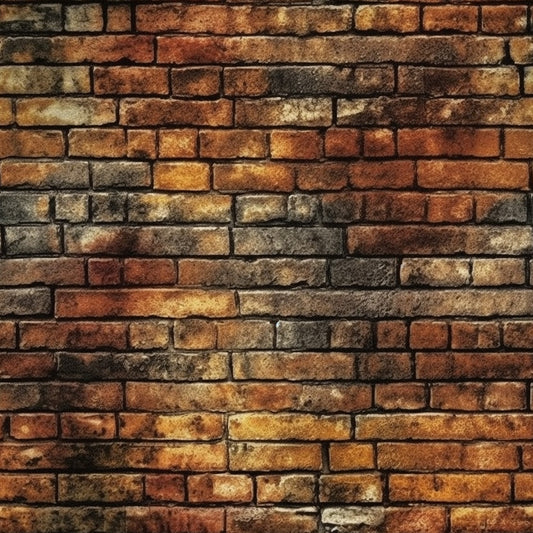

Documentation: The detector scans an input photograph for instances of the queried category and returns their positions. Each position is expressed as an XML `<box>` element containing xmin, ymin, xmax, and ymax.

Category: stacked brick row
<box><xmin>1</xmin><ymin>1</ymin><xmax>533</xmax><ymax>532</ymax></box>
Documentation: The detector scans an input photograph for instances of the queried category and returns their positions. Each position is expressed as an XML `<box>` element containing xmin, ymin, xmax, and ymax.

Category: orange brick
<box><xmin>505</xmin><ymin>129</ymin><xmax>533</xmax><ymax>158</ymax></box>
<box><xmin>158</xmin><ymin>129</ymin><xmax>198</xmax><ymax>158</ymax></box>
<box><xmin>174</xmin><ymin>319</ymin><xmax>217</xmax><ymax>349</ymax></box>
<box><xmin>410</xmin><ymin>321</ymin><xmax>449</xmax><ymax>349</ymax></box>
<box><xmin>363</xmin><ymin>128</ymin><xmax>395</xmax><ymax>157</ymax></box>
<box><xmin>0</xmin><ymin>474</ymin><xmax>55</xmax><ymax>503</ymax></box>
<box><xmin>124</xmin><ymin>258</ymin><xmax>176</xmax><ymax>285</ymax></box>
<box><xmin>0</xmin><ymin>322</ymin><xmax>15</xmax><ymax>349</ymax></box>
<box><xmin>214</xmin><ymin>163</ymin><xmax>295</xmax><ymax>192</ymax></box>
<box><xmin>127</xmin><ymin>129</ymin><xmax>157</xmax><ymax>159</ymax></box>
<box><xmin>482</xmin><ymin>6</ymin><xmax>527</xmax><ymax>34</ymax></box>
<box><xmin>385</xmin><ymin>507</ymin><xmax>447</xmax><ymax>533</ymax></box>
<box><xmin>94</xmin><ymin>67</ymin><xmax>169</xmax><ymax>95</ymax></box>
<box><xmin>129</xmin><ymin>322</ymin><xmax>169</xmax><ymax>350</ymax></box>
<box><xmin>61</xmin><ymin>413</ymin><xmax>117</xmax><ymax>439</ymax></box>
<box><xmin>145</xmin><ymin>474</ymin><xmax>185</xmax><ymax>502</ymax></box>
<box><xmin>329</xmin><ymin>443</ymin><xmax>375</xmax><ymax>471</ymax></box>
<box><xmin>88</xmin><ymin>258</ymin><xmax>122</xmax><ymax>286</ymax></box>
<box><xmin>319</xmin><ymin>473</ymin><xmax>383</xmax><ymax>503</ymax></box>
<box><xmin>172</xmin><ymin>67</ymin><xmax>221</xmax><ymax>97</ymax></box>
<box><xmin>153</xmin><ymin>162</ymin><xmax>210</xmax><ymax>191</ymax></box>
<box><xmin>377</xmin><ymin>321</ymin><xmax>408</xmax><ymax>349</ymax></box>
<box><xmin>350</xmin><ymin>161</ymin><xmax>415</xmax><ymax>189</ymax></box>
<box><xmin>427</xmin><ymin>194</ymin><xmax>473</xmax><ymax>223</ymax></box>
<box><xmin>0</xmin><ymin>129</ymin><xmax>64</xmax><ymax>158</ymax></box>
<box><xmin>325</xmin><ymin>128</ymin><xmax>361</xmax><ymax>157</ymax></box>
<box><xmin>375</xmin><ymin>383</ymin><xmax>426</xmax><ymax>410</ymax></box>
<box><xmin>10</xmin><ymin>414</ymin><xmax>57</xmax><ymax>440</ymax></box>
<box><xmin>356</xmin><ymin>5</ymin><xmax>419</xmax><ymax>33</ymax></box>
<box><xmin>270</xmin><ymin>130</ymin><xmax>322</xmax><ymax>160</ymax></box>
<box><xmin>256</xmin><ymin>474</ymin><xmax>316</xmax><ymax>503</ymax></box>
<box><xmin>423</xmin><ymin>5</ymin><xmax>478</xmax><ymax>32</ymax></box>
<box><xmin>188</xmin><ymin>474</ymin><xmax>253</xmax><ymax>503</ymax></box>
<box><xmin>200</xmin><ymin>129</ymin><xmax>267</xmax><ymax>159</ymax></box>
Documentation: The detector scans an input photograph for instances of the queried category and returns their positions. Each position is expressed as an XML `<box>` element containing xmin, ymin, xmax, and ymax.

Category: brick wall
<box><xmin>0</xmin><ymin>2</ymin><xmax>532</xmax><ymax>532</ymax></box>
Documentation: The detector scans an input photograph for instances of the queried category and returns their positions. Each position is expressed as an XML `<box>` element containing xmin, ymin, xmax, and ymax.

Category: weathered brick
<box><xmin>106</xmin><ymin>4</ymin><xmax>131</xmax><ymax>32</ymax></box>
<box><xmin>400</xmin><ymin>258</ymin><xmax>470</xmax><ymax>287</ymax></box>
<box><xmin>65</xmin><ymin>4</ymin><xmax>104</xmax><ymax>32</ymax></box>
<box><xmin>355</xmin><ymin>5</ymin><xmax>419</xmax><ymax>33</ymax></box>
<box><xmin>61</xmin><ymin>413</ymin><xmax>116</xmax><ymax>440</ymax></box>
<box><xmin>1</xmin><ymin>160</ymin><xmax>89</xmax><ymax>188</ymax></box>
<box><xmin>59</xmin><ymin>474</ymin><xmax>142</xmax><ymax>503</ymax></box>
<box><xmin>0</xmin><ymin>288</ymin><xmax>50</xmax><ymax>316</ymax></box>
<box><xmin>232</xmin><ymin>351</ymin><xmax>357</xmax><ymax>381</ymax></box>
<box><xmin>423</xmin><ymin>5</ymin><xmax>478</xmax><ymax>32</ymax></box>
<box><xmin>227</xmin><ymin>507</ymin><xmax>318</xmax><ymax>533</ymax></box>
<box><xmin>320</xmin><ymin>473</ymin><xmax>382</xmax><ymax>504</ymax></box>
<box><xmin>330</xmin><ymin>320</ymin><xmax>373</xmax><ymax>349</ymax></box>
<box><xmin>10</xmin><ymin>414</ymin><xmax>57</xmax><ymax>440</ymax></box>
<box><xmin>188</xmin><ymin>474</ymin><xmax>253</xmax><ymax>503</ymax></box>
<box><xmin>0</xmin><ymin>194</ymin><xmax>49</xmax><ymax>224</ymax></box>
<box><xmin>55</xmin><ymin>194</ymin><xmax>89</xmax><ymax>223</ymax></box>
<box><xmin>158</xmin><ymin>129</ymin><xmax>197</xmax><ymax>159</ymax></box>
<box><xmin>69</xmin><ymin>129</ymin><xmax>127</xmax><ymax>158</ymax></box>
<box><xmin>0</xmin><ymin>129</ymin><xmax>64</xmax><ymax>158</ymax></box>
<box><xmin>200</xmin><ymin>130</ymin><xmax>267</xmax><ymax>159</ymax></box>
<box><xmin>91</xmin><ymin>193</ymin><xmax>127</xmax><ymax>223</ymax></box>
<box><xmin>482</xmin><ymin>6</ymin><xmax>527</xmax><ymax>34</ymax></box>
<box><xmin>450</xmin><ymin>506</ymin><xmax>533</xmax><ymax>533</ymax></box>
<box><xmin>127</xmin><ymin>129</ymin><xmax>157</xmax><ymax>159</ymax></box>
<box><xmin>377</xmin><ymin>321</ymin><xmax>408</xmax><ymax>349</ymax></box>
<box><xmin>271</xmin><ymin>130</ymin><xmax>322</xmax><ymax>160</ymax></box>
<box><xmin>129</xmin><ymin>322</ymin><xmax>169</xmax><ymax>349</ymax></box>
<box><xmin>357</xmin><ymin>352</ymin><xmax>412</xmax><ymax>381</ymax></box>
<box><xmin>365</xmin><ymin>192</ymin><xmax>425</xmax><ymax>222</ymax></box>
<box><xmin>321</xmin><ymin>507</ymin><xmax>385</xmax><ymax>533</ymax></box>
<box><xmin>276</xmin><ymin>320</ymin><xmax>328</xmax><ymax>349</ymax></box>
<box><xmin>172</xmin><ymin>67</ymin><xmax>221</xmax><ymax>97</ymax></box>
<box><xmin>174</xmin><ymin>319</ymin><xmax>217</xmax><ymax>350</ymax></box>
<box><xmin>322</xmin><ymin>192</ymin><xmax>363</xmax><ymax>223</ymax></box>
<box><xmin>145</xmin><ymin>474</ymin><xmax>185</xmax><ymax>502</ymax></box>
<box><xmin>0</xmin><ymin>5</ymin><xmax>62</xmax><ymax>32</ymax></box>
<box><xmin>0</xmin><ymin>66</ymin><xmax>90</xmax><ymax>95</ymax></box>
<box><xmin>256</xmin><ymin>475</ymin><xmax>316</xmax><ymax>503</ymax></box>
<box><xmin>94</xmin><ymin>67</ymin><xmax>169</xmax><ymax>95</ymax></box>
<box><xmin>19</xmin><ymin>321</ymin><xmax>127</xmax><ymax>350</ymax></box>
<box><xmin>217</xmin><ymin>320</ymin><xmax>274</xmax><ymax>349</ymax></box>
<box><xmin>0</xmin><ymin>353</ymin><xmax>55</xmax><ymax>379</ymax></box>
<box><xmin>235</xmin><ymin>195</ymin><xmax>287</xmax><ymax>223</ymax></box>
<box><xmin>125</xmin><ymin>259</ymin><xmax>176</xmax><ymax>286</ymax></box>
<box><xmin>472</xmin><ymin>258</ymin><xmax>525</xmax><ymax>286</ymax></box>
<box><xmin>64</xmin><ymin>226</ymin><xmax>230</xmax><ymax>256</ymax></box>
<box><xmin>427</xmin><ymin>194</ymin><xmax>474</xmax><ymax>223</ymax></box>
<box><xmin>127</xmin><ymin>507</ymin><xmax>224</xmax><ymax>533</ymax></box>
<box><xmin>410</xmin><ymin>321</ymin><xmax>449</xmax><ymax>349</ymax></box>
<box><xmin>88</xmin><ymin>258</ymin><xmax>121</xmax><ymax>286</ymax></box>
<box><xmin>475</xmin><ymin>193</ymin><xmax>528</xmax><ymax>223</ymax></box>
<box><xmin>129</xmin><ymin>193</ymin><xmax>231</xmax><ymax>223</ymax></box>
<box><xmin>325</xmin><ymin>128</ymin><xmax>361</xmax><ymax>158</ymax></box>
<box><xmin>451</xmin><ymin>321</ymin><xmax>500</xmax><ymax>349</ymax></box>
<box><xmin>330</xmin><ymin>259</ymin><xmax>396</xmax><ymax>288</ymax></box>
<box><xmin>329</xmin><ymin>443</ymin><xmax>375</xmax><ymax>471</ymax></box>
<box><xmin>385</xmin><ymin>507</ymin><xmax>447</xmax><ymax>533</ymax></box>
<box><xmin>0</xmin><ymin>475</ymin><xmax>55</xmax><ymax>503</ymax></box>
<box><xmin>375</xmin><ymin>383</ymin><xmax>426</xmax><ymax>410</ymax></box>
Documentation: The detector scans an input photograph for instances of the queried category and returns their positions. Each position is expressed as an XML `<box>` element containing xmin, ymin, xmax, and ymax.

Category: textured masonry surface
<box><xmin>0</xmin><ymin>1</ymin><xmax>533</xmax><ymax>533</ymax></box>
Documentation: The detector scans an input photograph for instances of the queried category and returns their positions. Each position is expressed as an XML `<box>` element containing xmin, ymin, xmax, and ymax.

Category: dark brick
<box><xmin>276</xmin><ymin>320</ymin><xmax>329</xmax><ymax>349</ymax></box>
<box><xmin>330</xmin><ymin>259</ymin><xmax>397</xmax><ymax>287</ymax></box>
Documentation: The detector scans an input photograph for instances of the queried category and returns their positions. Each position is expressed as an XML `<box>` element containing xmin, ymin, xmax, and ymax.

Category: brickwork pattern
<box><xmin>0</xmin><ymin>1</ymin><xmax>533</xmax><ymax>532</ymax></box>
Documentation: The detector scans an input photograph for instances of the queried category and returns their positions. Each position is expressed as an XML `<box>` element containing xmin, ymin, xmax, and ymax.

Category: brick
<box><xmin>188</xmin><ymin>474</ymin><xmax>252</xmax><ymax>503</ymax></box>
<box><xmin>0</xmin><ymin>99</ymin><xmax>13</xmax><ymax>125</ymax></box>
<box><xmin>88</xmin><ymin>258</ymin><xmax>122</xmax><ymax>286</ymax></box>
<box><xmin>125</xmin><ymin>259</ymin><xmax>176</xmax><ymax>285</ymax></box>
<box><xmin>229</xmin><ymin>413</ymin><xmax>350</xmax><ymax>441</ymax></box>
<box><xmin>0</xmin><ymin>194</ymin><xmax>49</xmax><ymax>224</ymax></box>
<box><xmin>106</xmin><ymin>4</ymin><xmax>131</xmax><ymax>32</ymax></box>
<box><xmin>129</xmin><ymin>193</ymin><xmax>231</xmax><ymax>223</ymax></box>
<box><xmin>505</xmin><ymin>129</ymin><xmax>533</xmax><ymax>158</ymax></box>
<box><xmin>331</xmin><ymin>259</ymin><xmax>396</xmax><ymax>288</ymax></box>
<box><xmin>158</xmin><ymin>129</ymin><xmax>197</xmax><ymax>158</ymax></box>
<box><xmin>526</xmin><ymin>68</ymin><xmax>533</xmax><ymax>94</ymax></box>
<box><xmin>363</xmin><ymin>128</ymin><xmax>395</xmax><ymax>157</ymax></box>
<box><xmin>17</xmin><ymin>98</ymin><xmax>116</xmax><ymax>127</ymax></box>
<box><xmin>514</xmin><ymin>474</ymin><xmax>533</xmax><ymax>501</ymax></box>
<box><xmin>55</xmin><ymin>194</ymin><xmax>89</xmax><ymax>223</ymax></box>
<box><xmin>61</xmin><ymin>413</ymin><xmax>116</xmax><ymax>439</ymax></box>
<box><xmin>120</xmin><ymin>98</ymin><xmax>232</xmax><ymax>126</ymax></box>
<box><xmin>364</xmin><ymin>191</ymin><xmax>425</xmax><ymax>222</ymax></box>
<box><xmin>355</xmin><ymin>5</ymin><xmax>419</xmax><ymax>33</ymax></box>
<box><xmin>358</xmin><ymin>352</ymin><xmax>412</xmax><ymax>381</ymax></box>
<box><xmin>482</xmin><ymin>6</ymin><xmax>527</xmax><ymax>34</ymax></box>
<box><xmin>59</xmin><ymin>474</ymin><xmax>142</xmax><ymax>502</ymax></box>
<box><xmin>217</xmin><ymin>320</ymin><xmax>273</xmax><ymax>349</ymax></box>
<box><xmin>475</xmin><ymin>193</ymin><xmax>528</xmax><ymax>223</ymax></box>
<box><xmin>145</xmin><ymin>474</ymin><xmax>185</xmax><ymax>502</ymax></box>
<box><xmin>0</xmin><ymin>129</ymin><xmax>64</xmax><ymax>158</ymax></box>
<box><xmin>390</xmin><ymin>473</ymin><xmax>510</xmax><ymax>503</ymax></box>
<box><xmin>450</xmin><ymin>507</ymin><xmax>533</xmax><ymax>533</ymax></box>
<box><xmin>350</xmin><ymin>160</ymin><xmax>415</xmax><ymax>189</ymax></box>
<box><xmin>10</xmin><ymin>414</ymin><xmax>57</xmax><ymax>440</ymax></box>
<box><xmin>139</xmin><ymin>5</ymin><xmax>351</xmax><ymax>34</ymax></box>
<box><xmin>276</xmin><ymin>320</ymin><xmax>328</xmax><ymax>349</ymax></box>
<box><xmin>320</xmin><ymin>474</ymin><xmax>382</xmax><ymax>503</ymax></box>
<box><xmin>505</xmin><ymin>321</ymin><xmax>533</xmax><ymax>348</ymax></box>
<box><xmin>94</xmin><ymin>66</ymin><xmax>168</xmax><ymax>95</ymax></box>
<box><xmin>256</xmin><ymin>475</ymin><xmax>316</xmax><ymax>503</ymax></box>
<box><xmin>215</xmin><ymin>163</ymin><xmax>294</xmax><ymax>192</ymax></box>
<box><xmin>400</xmin><ymin>258</ymin><xmax>470</xmax><ymax>287</ymax></box>
<box><xmin>179</xmin><ymin>258</ymin><xmax>325</xmax><ymax>287</ymax></box>
<box><xmin>451</xmin><ymin>321</ymin><xmax>500</xmax><ymax>349</ymax></box>
<box><xmin>235</xmin><ymin>194</ymin><xmax>287</xmax><ymax>223</ymax></box>
<box><xmin>431</xmin><ymin>382</ymin><xmax>526</xmax><ymax>411</ymax></box>
<box><xmin>0</xmin><ymin>353</ymin><xmax>55</xmax><ymax>379</ymax></box>
<box><xmin>322</xmin><ymin>192</ymin><xmax>363</xmax><ymax>223</ymax></box>
<box><xmin>0</xmin><ymin>288</ymin><xmax>50</xmax><ymax>316</ymax></box>
<box><xmin>375</xmin><ymin>383</ymin><xmax>426</xmax><ymax>410</ymax></box>
<box><xmin>287</xmin><ymin>194</ymin><xmax>320</xmax><ymax>223</ymax></box>
<box><xmin>92</xmin><ymin>161</ymin><xmax>151</xmax><ymax>189</ymax></box>
<box><xmin>348</xmin><ymin>226</ymin><xmax>533</xmax><ymax>256</ymax></box>
<box><xmin>325</xmin><ymin>128</ymin><xmax>361</xmax><ymax>157</ymax></box>
<box><xmin>59</xmin><ymin>352</ymin><xmax>228</xmax><ymax>382</ymax></box>
<box><xmin>377</xmin><ymin>321</ymin><xmax>407</xmax><ymax>349</ymax></box>
<box><xmin>329</xmin><ymin>443</ymin><xmax>375</xmax><ymax>471</ymax></box>
<box><xmin>129</xmin><ymin>321</ymin><xmax>169</xmax><ymax>349</ymax></box>
<box><xmin>200</xmin><ymin>129</ymin><xmax>267</xmax><ymax>159</ymax></box>
<box><xmin>0</xmin><ymin>474</ymin><xmax>55</xmax><ymax>503</ymax></box>
<box><xmin>172</xmin><ymin>67</ymin><xmax>221</xmax><ymax>97</ymax></box>
<box><xmin>65</xmin><ymin>226</ymin><xmax>230</xmax><ymax>256</ymax></box>
<box><xmin>154</xmin><ymin>162</ymin><xmax>209</xmax><ymax>191</ymax></box>
<box><xmin>233</xmin><ymin>228</ymin><xmax>343</xmax><ymax>255</ymax></box>
<box><xmin>321</xmin><ymin>507</ymin><xmax>385</xmax><ymax>532</ymax></box>
<box><xmin>236</xmin><ymin>98</ymin><xmax>331</xmax><ymax>127</ymax></box>
<box><xmin>385</xmin><ymin>507</ymin><xmax>447</xmax><ymax>533</ymax></box>
<box><xmin>69</xmin><ymin>128</ymin><xmax>127</xmax><ymax>158</ymax></box>
<box><xmin>0</xmin><ymin>5</ymin><xmax>62</xmax><ymax>32</ymax></box>
<box><xmin>127</xmin><ymin>129</ymin><xmax>156</xmax><ymax>159</ymax></box>
<box><xmin>472</xmin><ymin>258</ymin><xmax>525</xmax><ymax>286</ymax></box>
<box><xmin>65</xmin><ymin>4</ymin><xmax>104</xmax><ymax>32</ymax></box>
<box><xmin>423</xmin><ymin>5</ymin><xmax>478</xmax><ymax>32</ymax></box>
<box><xmin>378</xmin><ymin>443</ymin><xmax>518</xmax><ymax>472</ymax></box>
<box><xmin>127</xmin><ymin>507</ymin><xmax>224</xmax><ymax>533</ymax></box>
<box><xmin>410</xmin><ymin>321</ymin><xmax>448</xmax><ymax>349</ymax></box>
<box><xmin>428</xmin><ymin>194</ymin><xmax>473</xmax><ymax>223</ymax></box>
<box><xmin>296</xmin><ymin>163</ymin><xmax>349</xmax><ymax>190</ymax></box>
<box><xmin>330</xmin><ymin>320</ymin><xmax>372</xmax><ymax>349</ymax></box>
<box><xmin>1</xmin><ymin>160</ymin><xmax>89</xmax><ymax>188</ymax></box>
<box><xmin>229</xmin><ymin>442</ymin><xmax>322</xmax><ymax>471</ymax></box>
<box><xmin>357</xmin><ymin>413</ymin><xmax>533</xmax><ymax>440</ymax></box>
<box><xmin>4</xmin><ymin>225</ymin><xmax>61</xmax><ymax>256</ymax></box>
<box><xmin>226</xmin><ymin>507</ymin><xmax>317</xmax><ymax>533</ymax></box>
<box><xmin>19</xmin><ymin>321</ymin><xmax>127</xmax><ymax>350</ymax></box>
<box><xmin>416</xmin><ymin>352</ymin><xmax>533</xmax><ymax>380</ymax></box>
<box><xmin>174</xmin><ymin>319</ymin><xmax>217</xmax><ymax>350</ymax></box>
<box><xmin>0</xmin><ymin>66</ymin><xmax>89</xmax><ymax>95</ymax></box>
<box><xmin>119</xmin><ymin>413</ymin><xmax>223</xmax><ymax>440</ymax></box>
<box><xmin>271</xmin><ymin>130</ymin><xmax>322</xmax><ymax>160</ymax></box>
<box><xmin>232</xmin><ymin>351</ymin><xmax>357</xmax><ymax>381</ymax></box>
<box><xmin>56</xmin><ymin>289</ymin><xmax>237</xmax><ymax>319</ymax></box>
<box><xmin>398</xmin><ymin>127</ymin><xmax>500</xmax><ymax>157</ymax></box>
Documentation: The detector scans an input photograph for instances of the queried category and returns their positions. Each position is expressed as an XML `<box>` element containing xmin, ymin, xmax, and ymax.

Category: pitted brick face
<box><xmin>0</xmin><ymin>1</ymin><xmax>532</xmax><ymax>532</ymax></box>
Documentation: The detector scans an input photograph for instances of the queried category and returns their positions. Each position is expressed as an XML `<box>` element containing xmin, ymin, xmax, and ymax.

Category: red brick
<box><xmin>0</xmin><ymin>353</ymin><xmax>55</xmax><ymax>379</ymax></box>
<box><xmin>363</xmin><ymin>128</ymin><xmax>395</xmax><ymax>157</ymax></box>
<box><xmin>88</xmin><ymin>258</ymin><xmax>122</xmax><ymax>286</ymax></box>
<box><xmin>451</xmin><ymin>321</ymin><xmax>500</xmax><ymax>349</ymax></box>
<box><xmin>410</xmin><ymin>321</ymin><xmax>449</xmax><ymax>349</ymax></box>
<box><xmin>106</xmin><ymin>4</ymin><xmax>131</xmax><ymax>32</ymax></box>
<box><xmin>505</xmin><ymin>129</ymin><xmax>533</xmax><ymax>158</ymax></box>
<box><xmin>145</xmin><ymin>474</ymin><xmax>185</xmax><ymax>502</ymax></box>
<box><xmin>427</xmin><ymin>194</ymin><xmax>473</xmax><ymax>223</ymax></box>
<box><xmin>350</xmin><ymin>161</ymin><xmax>415</xmax><ymax>189</ymax></box>
<box><xmin>0</xmin><ymin>129</ymin><xmax>64</xmax><ymax>158</ymax></box>
<box><xmin>325</xmin><ymin>128</ymin><xmax>361</xmax><ymax>157</ymax></box>
<box><xmin>270</xmin><ymin>130</ymin><xmax>322</xmax><ymax>160</ymax></box>
<box><xmin>127</xmin><ymin>507</ymin><xmax>225</xmax><ymax>533</ymax></box>
<box><xmin>124</xmin><ymin>259</ymin><xmax>176</xmax><ymax>285</ymax></box>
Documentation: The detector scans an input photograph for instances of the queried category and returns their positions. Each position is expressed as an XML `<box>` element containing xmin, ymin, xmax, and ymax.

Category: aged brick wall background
<box><xmin>0</xmin><ymin>1</ymin><xmax>533</xmax><ymax>532</ymax></box>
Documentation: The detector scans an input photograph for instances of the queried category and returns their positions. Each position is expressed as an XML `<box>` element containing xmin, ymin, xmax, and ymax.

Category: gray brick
<box><xmin>64</xmin><ymin>226</ymin><xmax>229</xmax><ymax>256</ymax></box>
<box><xmin>322</xmin><ymin>192</ymin><xmax>363</xmax><ymax>223</ymax></box>
<box><xmin>330</xmin><ymin>259</ymin><xmax>397</xmax><ymax>287</ymax></box>
<box><xmin>55</xmin><ymin>194</ymin><xmax>89</xmax><ymax>223</ymax></box>
<box><xmin>0</xmin><ymin>161</ymin><xmax>89</xmax><ymax>189</ymax></box>
<box><xmin>0</xmin><ymin>288</ymin><xmax>51</xmax><ymax>315</ymax></box>
<box><xmin>128</xmin><ymin>193</ymin><xmax>231</xmax><ymax>223</ymax></box>
<box><xmin>287</xmin><ymin>194</ymin><xmax>320</xmax><ymax>224</ymax></box>
<box><xmin>400</xmin><ymin>258</ymin><xmax>471</xmax><ymax>287</ymax></box>
<box><xmin>0</xmin><ymin>5</ymin><xmax>62</xmax><ymax>32</ymax></box>
<box><xmin>0</xmin><ymin>194</ymin><xmax>49</xmax><ymax>223</ymax></box>
<box><xmin>233</xmin><ymin>228</ymin><xmax>343</xmax><ymax>256</ymax></box>
<box><xmin>236</xmin><ymin>195</ymin><xmax>287</xmax><ymax>224</ymax></box>
<box><xmin>91</xmin><ymin>161</ymin><xmax>151</xmax><ymax>189</ymax></box>
<box><xmin>91</xmin><ymin>193</ymin><xmax>127</xmax><ymax>222</ymax></box>
<box><xmin>277</xmin><ymin>320</ymin><xmax>329</xmax><ymax>349</ymax></box>
<box><xmin>5</xmin><ymin>225</ymin><xmax>61</xmax><ymax>255</ymax></box>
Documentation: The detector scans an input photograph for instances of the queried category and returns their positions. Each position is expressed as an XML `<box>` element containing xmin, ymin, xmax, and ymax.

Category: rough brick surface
<box><xmin>0</xmin><ymin>2</ymin><xmax>531</xmax><ymax>532</ymax></box>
